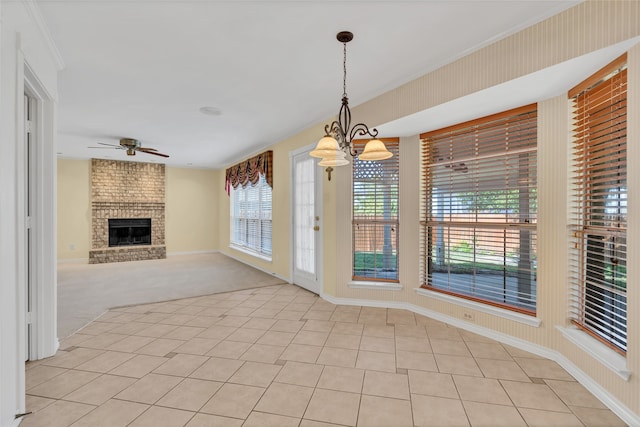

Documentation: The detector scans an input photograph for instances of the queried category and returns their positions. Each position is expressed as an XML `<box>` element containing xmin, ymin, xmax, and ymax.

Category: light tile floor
<box><xmin>23</xmin><ymin>284</ymin><xmax>626</xmax><ymax>427</ymax></box>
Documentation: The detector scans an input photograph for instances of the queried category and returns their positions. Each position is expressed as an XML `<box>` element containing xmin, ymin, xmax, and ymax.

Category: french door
<box><xmin>291</xmin><ymin>148</ymin><xmax>322</xmax><ymax>294</ymax></box>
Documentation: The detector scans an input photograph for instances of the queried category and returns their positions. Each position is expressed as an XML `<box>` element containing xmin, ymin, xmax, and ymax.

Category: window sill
<box><xmin>228</xmin><ymin>244</ymin><xmax>272</xmax><ymax>262</ymax></box>
<box><xmin>557</xmin><ymin>326</ymin><xmax>630</xmax><ymax>381</ymax></box>
<box><xmin>348</xmin><ymin>281</ymin><xmax>402</xmax><ymax>291</ymax></box>
<box><xmin>414</xmin><ymin>287</ymin><xmax>541</xmax><ymax>327</ymax></box>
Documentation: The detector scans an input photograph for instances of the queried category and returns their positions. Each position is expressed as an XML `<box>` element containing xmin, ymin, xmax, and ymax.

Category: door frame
<box><xmin>289</xmin><ymin>143</ymin><xmax>323</xmax><ymax>294</ymax></box>
<box><xmin>20</xmin><ymin>60</ymin><xmax>58</xmax><ymax>363</ymax></box>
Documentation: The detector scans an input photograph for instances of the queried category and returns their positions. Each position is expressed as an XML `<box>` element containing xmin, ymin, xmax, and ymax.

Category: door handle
<box><xmin>313</xmin><ymin>226</ymin><xmax>320</xmax><ymax>231</ymax></box>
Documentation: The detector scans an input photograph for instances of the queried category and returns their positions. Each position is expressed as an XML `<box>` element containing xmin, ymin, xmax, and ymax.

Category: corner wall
<box><xmin>0</xmin><ymin>1</ymin><xmax>61</xmax><ymax>425</ymax></box>
<box><xmin>166</xmin><ymin>166</ymin><xmax>218</xmax><ymax>254</ymax></box>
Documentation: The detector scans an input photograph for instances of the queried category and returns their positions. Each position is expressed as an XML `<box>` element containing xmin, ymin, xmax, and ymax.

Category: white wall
<box><xmin>0</xmin><ymin>1</ymin><xmax>61</xmax><ymax>426</ymax></box>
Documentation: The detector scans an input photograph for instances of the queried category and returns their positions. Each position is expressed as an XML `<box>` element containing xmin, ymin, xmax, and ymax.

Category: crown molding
<box><xmin>22</xmin><ymin>0</ymin><xmax>65</xmax><ymax>70</ymax></box>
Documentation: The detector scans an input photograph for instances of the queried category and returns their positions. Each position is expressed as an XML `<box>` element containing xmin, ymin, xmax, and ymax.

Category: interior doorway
<box><xmin>290</xmin><ymin>147</ymin><xmax>323</xmax><ymax>294</ymax></box>
<box><xmin>24</xmin><ymin>93</ymin><xmax>35</xmax><ymax>360</ymax></box>
<box><xmin>22</xmin><ymin>64</ymin><xmax>58</xmax><ymax>363</ymax></box>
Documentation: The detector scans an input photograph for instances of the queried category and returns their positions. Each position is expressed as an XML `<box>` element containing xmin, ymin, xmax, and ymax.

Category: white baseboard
<box><xmin>56</xmin><ymin>257</ymin><xmax>88</xmax><ymax>264</ymax></box>
<box><xmin>221</xmin><ymin>251</ymin><xmax>291</xmax><ymax>284</ymax></box>
<box><xmin>319</xmin><ymin>292</ymin><xmax>639</xmax><ymax>426</ymax></box>
<box><xmin>58</xmin><ymin>251</ymin><xmax>220</xmax><ymax>262</ymax></box>
<box><xmin>166</xmin><ymin>250</ymin><xmax>219</xmax><ymax>257</ymax></box>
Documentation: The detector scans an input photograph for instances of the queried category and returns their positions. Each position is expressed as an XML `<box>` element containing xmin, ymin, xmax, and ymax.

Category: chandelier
<box><xmin>310</xmin><ymin>31</ymin><xmax>392</xmax><ymax>179</ymax></box>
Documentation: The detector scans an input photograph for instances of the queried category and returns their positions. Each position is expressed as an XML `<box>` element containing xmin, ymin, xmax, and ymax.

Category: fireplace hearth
<box><xmin>109</xmin><ymin>218</ymin><xmax>151</xmax><ymax>247</ymax></box>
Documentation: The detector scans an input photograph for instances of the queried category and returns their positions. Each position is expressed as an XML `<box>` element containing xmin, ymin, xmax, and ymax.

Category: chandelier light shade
<box><xmin>312</xmin><ymin>31</ymin><xmax>392</xmax><ymax>179</ymax></box>
<box><xmin>309</xmin><ymin>135</ymin><xmax>345</xmax><ymax>160</ymax></box>
<box><xmin>358</xmin><ymin>139</ymin><xmax>393</xmax><ymax>161</ymax></box>
<box><xmin>319</xmin><ymin>157</ymin><xmax>350</xmax><ymax>167</ymax></box>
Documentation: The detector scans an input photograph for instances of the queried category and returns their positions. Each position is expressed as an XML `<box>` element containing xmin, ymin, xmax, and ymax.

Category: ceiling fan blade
<box><xmin>97</xmin><ymin>142</ymin><xmax>122</xmax><ymax>148</ymax></box>
<box><xmin>138</xmin><ymin>147</ymin><xmax>159</xmax><ymax>152</ymax></box>
<box><xmin>139</xmin><ymin>150</ymin><xmax>170</xmax><ymax>158</ymax></box>
<box><xmin>88</xmin><ymin>146</ymin><xmax>118</xmax><ymax>149</ymax></box>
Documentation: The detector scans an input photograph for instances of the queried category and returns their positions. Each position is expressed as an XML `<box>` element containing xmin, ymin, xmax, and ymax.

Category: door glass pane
<box><xmin>294</xmin><ymin>157</ymin><xmax>315</xmax><ymax>274</ymax></box>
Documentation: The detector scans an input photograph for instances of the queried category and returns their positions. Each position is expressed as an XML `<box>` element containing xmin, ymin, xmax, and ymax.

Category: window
<box><xmin>352</xmin><ymin>138</ymin><xmax>399</xmax><ymax>282</ymax></box>
<box><xmin>420</xmin><ymin>105</ymin><xmax>537</xmax><ymax>314</ymax></box>
<box><xmin>569</xmin><ymin>54</ymin><xmax>627</xmax><ymax>354</ymax></box>
<box><xmin>225</xmin><ymin>151</ymin><xmax>273</xmax><ymax>259</ymax></box>
<box><xmin>230</xmin><ymin>174</ymin><xmax>272</xmax><ymax>258</ymax></box>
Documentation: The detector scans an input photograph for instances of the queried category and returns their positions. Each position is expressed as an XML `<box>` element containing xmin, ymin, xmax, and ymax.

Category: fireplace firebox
<box><xmin>109</xmin><ymin>218</ymin><xmax>151</xmax><ymax>247</ymax></box>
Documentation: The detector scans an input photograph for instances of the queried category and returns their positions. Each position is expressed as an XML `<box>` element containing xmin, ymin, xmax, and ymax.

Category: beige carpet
<box><xmin>57</xmin><ymin>253</ymin><xmax>287</xmax><ymax>339</ymax></box>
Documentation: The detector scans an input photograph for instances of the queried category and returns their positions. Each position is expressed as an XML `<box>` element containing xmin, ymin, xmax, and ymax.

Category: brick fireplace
<box><xmin>89</xmin><ymin>159</ymin><xmax>166</xmax><ymax>264</ymax></box>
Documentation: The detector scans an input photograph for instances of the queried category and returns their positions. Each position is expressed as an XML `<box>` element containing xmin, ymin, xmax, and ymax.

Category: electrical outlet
<box><xmin>69</xmin><ymin>243</ymin><xmax>76</xmax><ymax>251</ymax></box>
<box><xmin>463</xmin><ymin>312</ymin><xmax>474</xmax><ymax>322</ymax></box>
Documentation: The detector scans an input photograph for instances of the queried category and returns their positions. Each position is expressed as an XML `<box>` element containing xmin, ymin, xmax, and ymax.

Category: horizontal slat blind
<box><xmin>569</xmin><ymin>54</ymin><xmax>627</xmax><ymax>354</ymax></box>
<box><xmin>230</xmin><ymin>174</ymin><xmax>272</xmax><ymax>258</ymax></box>
<box><xmin>420</xmin><ymin>105</ymin><xmax>537</xmax><ymax>314</ymax></box>
<box><xmin>352</xmin><ymin>138</ymin><xmax>399</xmax><ymax>282</ymax></box>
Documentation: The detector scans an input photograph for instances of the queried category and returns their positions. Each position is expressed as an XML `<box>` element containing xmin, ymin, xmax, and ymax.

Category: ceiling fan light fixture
<box><xmin>358</xmin><ymin>139</ymin><xmax>393</xmax><ymax>161</ymax></box>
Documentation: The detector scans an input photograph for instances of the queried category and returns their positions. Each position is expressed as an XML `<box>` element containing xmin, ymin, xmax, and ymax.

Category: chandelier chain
<box><xmin>343</xmin><ymin>41</ymin><xmax>347</xmax><ymax>97</ymax></box>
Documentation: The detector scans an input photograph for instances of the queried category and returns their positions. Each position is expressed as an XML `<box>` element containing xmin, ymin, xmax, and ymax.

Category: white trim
<box><xmin>414</xmin><ymin>287</ymin><xmax>542</xmax><ymax>327</ymax></box>
<box><xmin>22</xmin><ymin>0</ymin><xmax>65</xmax><ymax>70</ymax></box>
<box><xmin>557</xmin><ymin>326</ymin><xmax>630</xmax><ymax>381</ymax></box>
<box><xmin>553</xmin><ymin>354</ymin><xmax>638</xmax><ymax>426</ymax></box>
<box><xmin>321</xmin><ymin>293</ymin><xmax>407</xmax><ymax>310</ymax></box>
<box><xmin>59</xmin><ymin>251</ymin><xmax>223</xmax><ymax>262</ymax></box>
<box><xmin>11</xmin><ymin>417</ymin><xmax>24</xmax><ymax>427</ymax></box>
<box><xmin>222</xmin><ymin>250</ymin><xmax>290</xmax><ymax>284</ymax></box>
<box><xmin>24</xmin><ymin>62</ymin><xmax>58</xmax><ymax>361</ymax></box>
<box><xmin>15</xmin><ymin>37</ymin><xmax>28</xmax><ymax>421</ymax></box>
<box><xmin>316</xmin><ymin>292</ymin><xmax>639</xmax><ymax>426</ymax></box>
<box><xmin>348</xmin><ymin>280</ymin><xmax>403</xmax><ymax>291</ymax></box>
<box><xmin>228</xmin><ymin>244</ymin><xmax>272</xmax><ymax>262</ymax></box>
<box><xmin>57</xmin><ymin>257</ymin><xmax>89</xmax><ymax>264</ymax></box>
<box><xmin>289</xmin><ymin>142</ymin><xmax>317</xmax><ymax>158</ymax></box>
<box><xmin>166</xmin><ymin>250</ymin><xmax>219</xmax><ymax>257</ymax></box>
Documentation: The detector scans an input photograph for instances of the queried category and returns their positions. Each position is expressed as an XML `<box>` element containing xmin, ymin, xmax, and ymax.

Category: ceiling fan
<box><xmin>89</xmin><ymin>138</ymin><xmax>169</xmax><ymax>158</ymax></box>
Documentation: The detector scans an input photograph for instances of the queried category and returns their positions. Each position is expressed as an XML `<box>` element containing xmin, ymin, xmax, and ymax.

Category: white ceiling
<box><xmin>39</xmin><ymin>0</ymin><xmax>584</xmax><ymax>169</ymax></box>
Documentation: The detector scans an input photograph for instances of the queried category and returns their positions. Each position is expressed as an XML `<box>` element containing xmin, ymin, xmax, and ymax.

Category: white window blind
<box><xmin>353</xmin><ymin>139</ymin><xmax>399</xmax><ymax>282</ymax></box>
<box><xmin>569</xmin><ymin>54</ymin><xmax>627</xmax><ymax>354</ymax></box>
<box><xmin>420</xmin><ymin>105</ymin><xmax>537</xmax><ymax>314</ymax></box>
<box><xmin>230</xmin><ymin>174</ymin><xmax>272</xmax><ymax>258</ymax></box>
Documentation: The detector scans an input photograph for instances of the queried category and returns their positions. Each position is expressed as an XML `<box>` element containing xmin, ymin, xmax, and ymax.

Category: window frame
<box><xmin>229</xmin><ymin>174</ymin><xmax>273</xmax><ymax>260</ymax></box>
<box><xmin>351</xmin><ymin>138</ymin><xmax>400</xmax><ymax>283</ymax></box>
<box><xmin>568</xmin><ymin>54</ymin><xmax>627</xmax><ymax>355</ymax></box>
<box><xmin>420</xmin><ymin>104</ymin><xmax>538</xmax><ymax>315</ymax></box>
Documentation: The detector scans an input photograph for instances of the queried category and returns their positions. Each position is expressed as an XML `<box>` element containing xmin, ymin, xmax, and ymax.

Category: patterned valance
<box><xmin>225</xmin><ymin>150</ymin><xmax>273</xmax><ymax>195</ymax></box>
